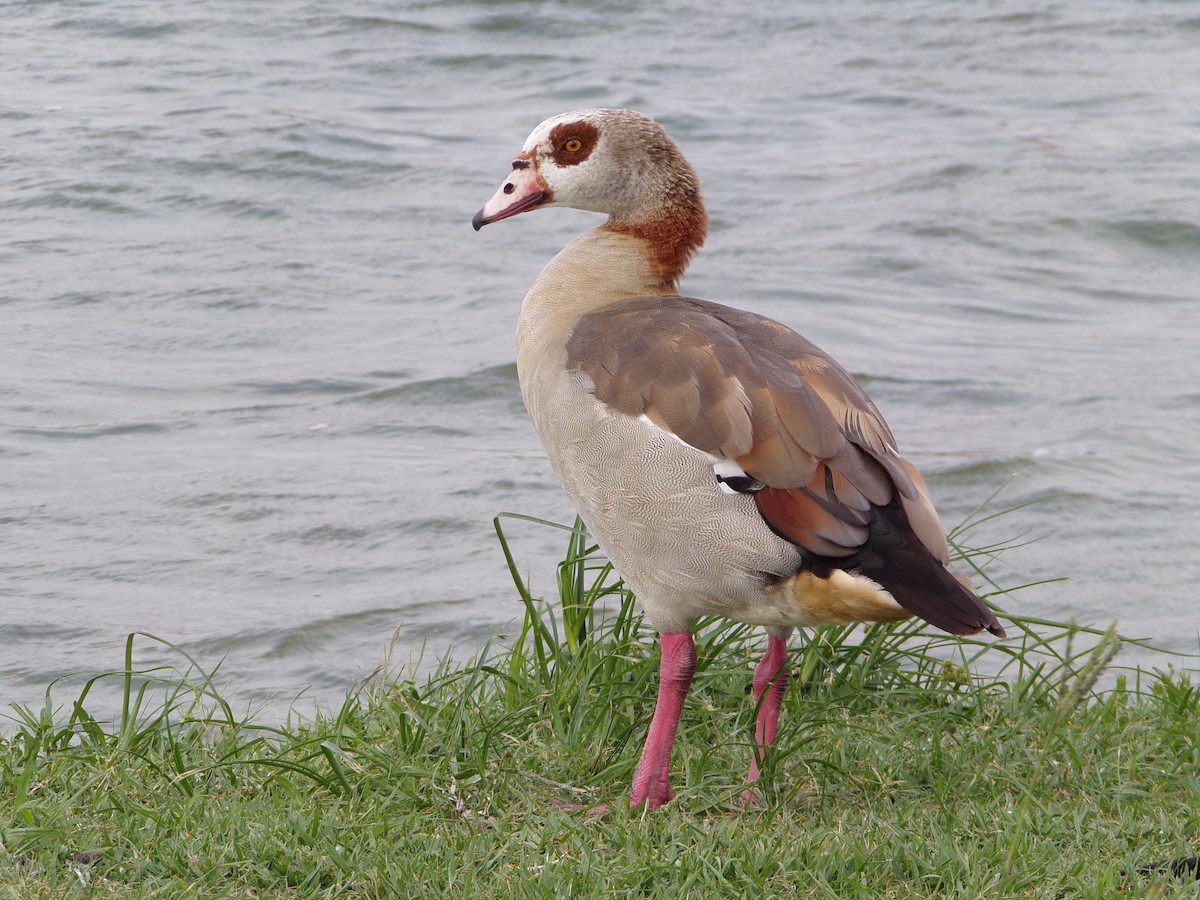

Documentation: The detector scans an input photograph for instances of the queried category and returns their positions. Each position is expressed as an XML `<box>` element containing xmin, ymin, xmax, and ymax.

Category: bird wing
<box><xmin>565</xmin><ymin>295</ymin><xmax>947</xmax><ymax>564</ymax></box>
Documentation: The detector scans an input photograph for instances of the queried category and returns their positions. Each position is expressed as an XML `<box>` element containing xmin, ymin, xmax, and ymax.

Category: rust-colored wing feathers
<box><xmin>754</xmin><ymin>468</ymin><xmax>873</xmax><ymax>559</ymax></box>
<box><xmin>566</xmin><ymin>295</ymin><xmax>1005</xmax><ymax>638</ymax></box>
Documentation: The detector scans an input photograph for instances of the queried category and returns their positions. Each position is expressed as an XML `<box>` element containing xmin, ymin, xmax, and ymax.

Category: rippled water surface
<box><xmin>3</xmin><ymin>1</ymin><xmax>1198</xmax><ymax>721</ymax></box>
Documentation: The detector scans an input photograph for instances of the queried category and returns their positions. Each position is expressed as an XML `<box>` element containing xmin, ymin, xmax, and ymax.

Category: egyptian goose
<box><xmin>472</xmin><ymin>108</ymin><xmax>1005</xmax><ymax>810</ymax></box>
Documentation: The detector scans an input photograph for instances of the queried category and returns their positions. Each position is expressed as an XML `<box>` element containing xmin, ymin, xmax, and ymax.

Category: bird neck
<box><xmin>605</xmin><ymin>190</ymin><xmax>708</xmax><ymax>291</ymax></box>
<box><xmin>523</xmin><ymin>228</ymin><xmax>676</xmax><ymax>322</ymax></box>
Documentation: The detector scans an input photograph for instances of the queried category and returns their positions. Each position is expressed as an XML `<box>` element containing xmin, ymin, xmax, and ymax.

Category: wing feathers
<box><xmin>565</xmin><ymin>295</ymin><xmax>1001</xmax><ymax>637</ymax></box>
<box><xmin>566</xmin><ymin>295</ymin><xmax>910</xmax><ymax>509</ymax></box>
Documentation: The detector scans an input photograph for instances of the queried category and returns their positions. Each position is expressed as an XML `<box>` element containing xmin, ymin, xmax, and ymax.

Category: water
<box><xmin>3</xmin><ymin>1</ymin><xmax>1198</xmax><ymax>723</ymax></box>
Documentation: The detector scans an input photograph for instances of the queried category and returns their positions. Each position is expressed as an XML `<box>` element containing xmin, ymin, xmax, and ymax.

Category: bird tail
<box><xmin>856</xmin><ymin>501</ymin><xmax>1006</xmax><ymax>638</ymax></box>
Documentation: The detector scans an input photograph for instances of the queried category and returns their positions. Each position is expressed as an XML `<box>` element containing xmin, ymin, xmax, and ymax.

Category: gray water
<box><xmin>3</xmin><ymin>1</ymin><xmax>1198</xmax><ymax>723</ymax></box>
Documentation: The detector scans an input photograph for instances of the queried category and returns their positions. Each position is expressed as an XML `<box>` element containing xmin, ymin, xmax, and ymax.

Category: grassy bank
<box><xmin>2</xmin><ymin>512</ymin><xmax>1198</xmax><ymax>898</ymax></box>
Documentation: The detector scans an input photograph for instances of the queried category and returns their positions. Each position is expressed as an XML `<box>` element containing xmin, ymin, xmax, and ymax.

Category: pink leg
<box><xmin>744</xmin><ymin>632</ymin><xmax>791</xmax><ymax>795</ymax></box>
<box><xmin>629</xmin><ymin>631</ymin><xmax>696</xmax><ymax>809</ymax></box>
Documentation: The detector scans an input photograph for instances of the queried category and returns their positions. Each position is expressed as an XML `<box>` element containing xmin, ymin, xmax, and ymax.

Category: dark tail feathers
<box><xmin>855</xmin><ymin>501</ymin><xmax>1006</xmax><ymax>638</ymax></box>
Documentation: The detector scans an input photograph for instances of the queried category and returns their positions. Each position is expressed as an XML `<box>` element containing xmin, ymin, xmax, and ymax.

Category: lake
<box><xmin>3</xmin><ymin>1</ymin><xmax>1198</xmax><ymax>722</ymax></box>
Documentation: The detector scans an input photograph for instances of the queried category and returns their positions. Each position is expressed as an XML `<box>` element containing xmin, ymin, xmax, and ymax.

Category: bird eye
<box><xmin>563</xmin><ymin>138</ymin><xmax>583</xmax><ymax>153</ymax></box>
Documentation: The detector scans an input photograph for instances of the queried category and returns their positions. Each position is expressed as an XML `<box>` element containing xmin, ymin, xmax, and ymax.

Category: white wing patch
<box><xmin>713</xmin><ymin>458</ymin><xmax>760</xmax><ymax>494</ymax></box>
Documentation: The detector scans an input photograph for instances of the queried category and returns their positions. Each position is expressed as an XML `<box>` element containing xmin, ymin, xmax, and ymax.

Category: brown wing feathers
<box><xmin>567</xmin><ymin>295</ymin><xmax>1005</xmax><ymax>638</ymax></box>
<box><xmin>580</xmin><ymin>302</ymin><xmax>757</xmax><ymax>460</ymax></box>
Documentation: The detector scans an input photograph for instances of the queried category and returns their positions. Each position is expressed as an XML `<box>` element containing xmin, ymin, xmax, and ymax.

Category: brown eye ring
<box><xmin>547</xmin><ymin>121</ymin><xmax>597</xmax><ymax>166</ymax></box>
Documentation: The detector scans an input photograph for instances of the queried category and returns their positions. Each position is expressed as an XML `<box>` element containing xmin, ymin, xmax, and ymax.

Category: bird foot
<box><xmin>550</xmin><ymin>799</ymin><xmax>611</xmax><ymax>814</ymax></box>
<box><xmin>739</xmin><ymin>787</ymin><xmax>764</xmax><ymax>807</ymax></box>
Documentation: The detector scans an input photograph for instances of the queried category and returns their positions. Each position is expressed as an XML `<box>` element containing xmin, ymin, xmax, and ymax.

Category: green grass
<box><xmin>2</xmin><ymin>507</ymin><xmax>1198</xmax><ymax>898</ymax></box>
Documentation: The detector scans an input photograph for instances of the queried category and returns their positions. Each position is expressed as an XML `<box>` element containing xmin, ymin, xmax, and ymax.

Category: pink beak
<box><xmin>472</xmin><ymin>162</ymin><xmax>550</xmax><ymax>230</ymax></box>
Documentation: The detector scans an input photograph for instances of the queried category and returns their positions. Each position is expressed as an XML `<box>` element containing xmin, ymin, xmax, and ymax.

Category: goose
<box><xmin>472</xmin><ymin>108</ymin><xmax>1005</xmax><ymax>810</ymax></box>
